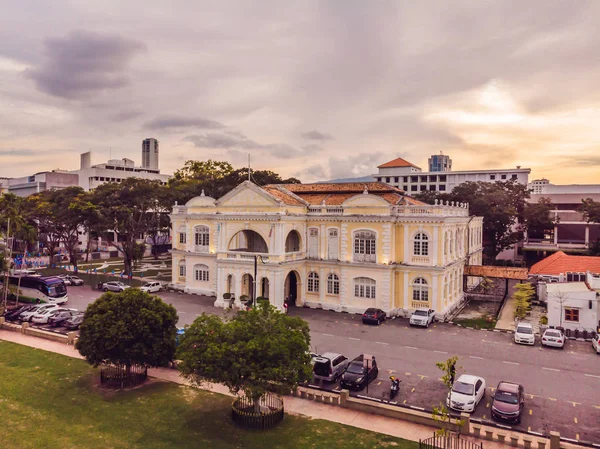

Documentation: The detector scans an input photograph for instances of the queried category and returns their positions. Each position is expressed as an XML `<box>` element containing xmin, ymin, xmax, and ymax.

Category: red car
<box><xmin>491</xmin><ymin>381</ymin><xmax>524</xmax><ymax>424</ymax></box>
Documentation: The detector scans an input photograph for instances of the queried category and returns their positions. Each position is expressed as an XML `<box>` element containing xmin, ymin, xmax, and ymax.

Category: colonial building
<box><xmin>170</xmin><ymin>181</ymin><xmax>483</xmax><ymax>318</ymax></box>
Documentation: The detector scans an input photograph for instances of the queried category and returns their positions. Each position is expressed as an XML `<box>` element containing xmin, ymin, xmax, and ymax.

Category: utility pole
<box><xmin>2</xmin><ymin>218</ymin><xmax>11</xmax><ymax>310</ymax></box>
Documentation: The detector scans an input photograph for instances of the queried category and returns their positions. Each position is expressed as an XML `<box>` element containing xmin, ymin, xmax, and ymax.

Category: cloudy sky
<box><xmin>2</xmin><ymin>1</ymin><xmax>600</xmax><ymax>183</ymax></box>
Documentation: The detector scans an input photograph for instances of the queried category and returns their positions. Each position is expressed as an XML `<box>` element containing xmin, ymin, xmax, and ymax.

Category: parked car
<box><xmin>57</xmin><ymin>274</ymin><xmax>72</xmax><ymax>285</ymax></box>
<box><xmin>447</xmin><ymin>374</ymin><xmax>486</xmax><ymax>413</ymax></box>
<box><xmin>541</xmin><ymin>328</ymin><xmax>565</xmax><ymax>349</ymax></box>
<box><xmin>491</xmin><ymin>381</ymin><xmax>525</xmax><ymax>424</ymax></box>
<box><xmin>20</xmin><ymin>304</ymin><xmax>59</xmax><ymax>322</ymax></box>
<box><xmin>31</xmin><ymin>307</ymin><xmax>76</xmax><ymax>324</ymax></box>
<box><xmin>3</xmin><ymin>305</ymin><xmax>34</xmax><ymax>322</ymax></box>
<box><xmin>362</xmin><ymin>308</ymin><xmax>386</xmax><ymax>325</ymax></box>
<box><xmin>514</xmin><ymin>323</ymin><xmax>535</xmax><ymax>346</ymax></box>
<box><xmin>340</xmin><ymin>354</ymin><xmax>379</xmax><ymax>391</ymax></box>
<box><xmin>63</xmin><ymin>313</ymin><xmax>84</xmax><ymax>330</ymax></box>
<box><xmin>102</xmin><ymin>281</ymin><xmax>130</xmax><ymax>292</ymax></box>
<box><xmin>66</xmin><ymin>276</ymin><xmax>84</xmax><ymax>286</ymax></box>
<box><xmin>48</xmin><ymin>310</ymin><xmax>80</xmax><ymax>327</ymax></box>
<box><xmin>592</xmin><ymin>333</ymin><xmax>600</xmax><ymax>354</ymax></box>
<box><xmin>312</xmin><ymin>352</ymin><xmax>349</xmax><ymax>383</ymax></box>
<box><xmin>410</xmin><ymin>308</ymin><xmax>435</xmax><ymax>327</ymax></box>
<box><xmin>140</xmin><ymin>281</ymin><xmax>162</xmax><ymax>293</ymax></box>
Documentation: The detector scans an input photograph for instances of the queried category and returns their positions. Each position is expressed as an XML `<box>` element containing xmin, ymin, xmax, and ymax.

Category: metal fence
<box><xmin>420</xmin><ymin>434</ymin><xmax>483</xmax><ymax>449</ymax></box>
<box><xmin>231</xmin><ymin>393</ymin><xmax>284</xmax><ymax>429</ymax></box>
<box><xmin>100</xmin><ymin>364</ymin><xmax>147</xmax><ymax>389</ymax></box>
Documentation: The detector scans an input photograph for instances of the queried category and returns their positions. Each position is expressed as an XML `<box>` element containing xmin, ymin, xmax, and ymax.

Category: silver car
<box><xmin>101</xmin><ymin>281</ymin><xmax>130</xmax><ymax>293</ymax></box>
<box><xmin>312</xmin><ymin>352</ymin><xmax>349</xmax><ymax>383</ymax></box>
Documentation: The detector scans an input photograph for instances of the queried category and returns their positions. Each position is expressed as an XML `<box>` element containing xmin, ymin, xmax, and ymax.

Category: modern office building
<box><xmin>171</xmin><ymin>181</ymin><xmax>483</xmax><ymax>318</ymax></box>
<box><xmin>142</xmin><ymin>138</ymin><xmax>159</xmax><ymax>171</ymax></box>
<box><xmin>373</xmin><ymin>156</ymin><xmax>530</xmax><ymax>194</ymax></box>
<box><xmin>7</xmin><ymin>171</ymin><xmax>80</xmax><ymax>197</ymax></box>
<box><xmin>428</xmin><ymin>153</ymin><xmax>452</xmax><ymax>172</ymax></box>
<box><xmin>528</xmin><ymin>178</ymin><xmax>550</xmax><ymax>194</ymax></box>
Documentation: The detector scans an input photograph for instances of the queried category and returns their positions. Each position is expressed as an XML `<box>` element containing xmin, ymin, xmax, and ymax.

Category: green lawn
<box><xmin>0</xmin><ymin>341</ymin><xmax>417</xmax><ymax>449</ymax></box>
<box><xmin>453</xmin><ymin>316</ymin><xmax>497</xmax><ymax>330</ymax></box>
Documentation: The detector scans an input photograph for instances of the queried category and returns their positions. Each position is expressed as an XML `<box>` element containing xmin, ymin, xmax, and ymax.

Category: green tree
<box><xmin>76</xmin><ymin>289</ymin><xmax>178</xmax><ymax>374</ymax></box>
<box><xmin>177</xmin><ymin>302</ymin><xmax>312</xmax><ymax>413</ymax></box>
<box><xmin>68</xmin><ymin>191</ymin><xmax>102</xmax><ymax>262</ymax></box>
<box><xmin>146</xmin><ymin>184</ymin><xmax>173</xmax><ymax>259</ymax></box>
<box><xmin>436</xmin><ymin>356</ymin><xmax>459</xmax><ymax>390</ymax></box>
<box><xmin>580</xmin><ymin>198</ymin><xmax>600</xmax><ymax>223</ymax></box>
<box><xmin>513</xmin><ymin>282</ymin><xmax>535</xmax><ymax>320</ymax></box>
<box><xmin>524</xmin><ymin>197</ymin><xmax>557</xmax><ymax>240</ymax></box>
<box><xmin>91</xmin><ymin>178</ymin><xmax>163</xmax><ymax>276</ymax></box>
<box><xmin>434</xmin><ymin>356</ymin><xmax>463</xmax><ymax>437</ymax></box>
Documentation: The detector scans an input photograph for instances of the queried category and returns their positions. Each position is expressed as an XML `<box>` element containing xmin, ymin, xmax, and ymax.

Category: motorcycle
<box><xmin>389</xmin><ymin>376</ymin><xmax>401</xmax><ymax>399</ymax></box>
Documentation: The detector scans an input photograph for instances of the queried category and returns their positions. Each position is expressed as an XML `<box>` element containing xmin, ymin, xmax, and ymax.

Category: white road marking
<box><xmin>470</xmin><ymin>356</ymin><xmax>484</xmax><ymax>360</ymax></box>
<box><xmin>376</xmin><ymin>341</ymin><xmax>390</xmax><ymax>345</ymax></box>
<box><xmin>322</xmin><ymin>333</ymin><xmax>334</xmax><ymax>337</ymax></box>
<box><xmin>405</xmin><ymin>346</ymin><xmax>418</xmax><ymax>350</ymax></box>
<box><xmin>434</xmin><ymin>350</ymin><xmax>448</xmax><ymax>354</ymax></box>
<box><xmin>503</xmin><ymin>361</ymin><xmax>519</xmax><ymax>365</ymax></box>
<box><xmin>542</xmin><ymin>367</ymin><xmax>560</xmax><ymax>372</ymax></box>
<box><xmin>349</xmin><ymin>337</ymin><xmax>360</xmax><ymax>341</ymax></box>
<box><xmin>584</xmin><ymin>374</ymin><xmax>600</xmax><ymax>379</ymax></box>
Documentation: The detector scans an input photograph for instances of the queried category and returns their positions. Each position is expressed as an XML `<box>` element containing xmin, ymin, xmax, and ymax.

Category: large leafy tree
<box><xmin>524</xmin><ymin>197</ymin><xmax>557</xmax><ymax>240</ymax></box>
<box><xmin>415</xmin><ymin>180</ymin><xmax>530</xmax><ymax>261</ymax></box>
<box><xmin>27</xmin><ymin>191</ymin><xmax>62</xmax><ymax>262</ymax></box>
<box><xmin>0</xmin><ymin>193</ymin><xmax>36</xmax><ymax>255</ymax></box>
<box><xmin>580</xmin><ymin>198</ymin><xmax>600</xmax><ymax>223</ymax></box>
<box><xmin>146</xmin><ymin>184</ymin><xmax>174</xmax><ymax>259</ymax></box>
<box><xmin>177</xmin><ymin>302</ymin><xmax>312</xmax><ymax>412</ymax></box>
<box><xmin>76</xmin><ymin>289</ymin><xmax>178</xmax><ymax>372</ymax></box>
<box><xmin>91</xmin><ymin>178</ymin><xmax>163</xmax><ymax>275</ymax></box>
<box><xmin>68</xmin><ymin>192</ymin><xmax>102</xmax><ymax>262</ymax></box>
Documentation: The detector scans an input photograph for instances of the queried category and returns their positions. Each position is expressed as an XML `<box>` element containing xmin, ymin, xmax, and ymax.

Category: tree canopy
<box><xmin>177</xmin><ymin>302</ymin><xmax>312</xmax><ymax>404</ymax></box>
<box><xmin>524</xmin><ymin>197</ymin><xmax>557</xmax><ymax>240</ymax></box>
<box><xmin>414</xmin><ymin>180</ymin><xmax>530</xmax><ymax>261</ymax></box>
<box><xmin>580</xmin><ymin>198</ymin><xmax>600</xmax><ymax>224</ymax></box>
<box><xmin>76</xmin><ymin>289</ymin><xmax>178</xmax><ymax>368</ymax></box>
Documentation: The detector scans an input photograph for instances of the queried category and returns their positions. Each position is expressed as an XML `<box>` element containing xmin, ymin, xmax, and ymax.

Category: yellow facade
<box><xmin>171</xmin><ymin>181</ymin><xmax>483</xmax><ymax>318</ymax></box>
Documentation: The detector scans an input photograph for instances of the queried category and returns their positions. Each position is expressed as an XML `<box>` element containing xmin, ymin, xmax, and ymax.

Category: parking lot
<box><xmin>7</xmin><ymin>284</ymin><xmax>600</xmax><ymax>444</ymax></box>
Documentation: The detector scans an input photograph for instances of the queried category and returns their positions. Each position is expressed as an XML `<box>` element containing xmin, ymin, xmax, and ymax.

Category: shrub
<box><xmin>223</xmin><ymin>293</ymin><xmax>232</xmax><ymax>300</ymax></box>
<box><xmin>540</xmin><ymin>315</ymin><xmax>548</xmax><ymax>325</ymax></box>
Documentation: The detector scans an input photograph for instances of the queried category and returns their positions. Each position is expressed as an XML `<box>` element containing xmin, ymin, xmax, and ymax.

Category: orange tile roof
<box><xmin>377</xmin><ymin>157</ymin><xmax>421</xmax><ymax>169</ymax></box>
<box><xmin>263</xmin><ymin>186</ymin><xmax>305</xmax><ymax>206</ymax></box>
<box><xmin>274</xmin><ymin>182</ymin><xmax>404</xmax><ymax>193</ymax></box>
<box><xmin>529</xmin><ymin>251</ymin><xmax>600</xmax><ymax>275</ymax></box>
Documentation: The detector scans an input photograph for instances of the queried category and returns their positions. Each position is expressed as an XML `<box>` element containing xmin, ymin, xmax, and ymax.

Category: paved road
<box><xmin>56</xmin><ymin>286</ymin><xmax>600</xmax><ymax>444</ymax></box>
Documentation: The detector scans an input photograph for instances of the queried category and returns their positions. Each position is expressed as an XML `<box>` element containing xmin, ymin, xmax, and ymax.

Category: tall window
<box><xmin>194</xmin><ymin>264</ymin><xmax>209</xmax><ymax>282</ymax></box>
<box><xmin>413</xmin><ymin>233</ymin><xmax>429</xmax><ymax>256</ymax></box>
<box><xmin>327</xmin><ymin>273</ymin><xmax>340</xmax><ymax>295</ymax></box>
<box><xmin>194</xmin><ymin>225</ymin><xmax>209</xmax><ymax>251</ymax></box>
<box><xmin>353</xmin><ymin>230</ymin><xmax>376</xmax><ymax>263</ymax></box>
<box><xmin>307</xmin><ymin>272</ymin><xmax>319</xmax><ymax>292</ymax></box>
<box><xmin>308</xmin><ymin>228</ymin><xmax>319</xmax><ymax>259</ymax></box>
<box><xmin>178</xmin><ymin>261</ymin><xmax>186</xmax><ymax>278</ymax></box>
<box><xmin>412</xmin><ymin>277</ymin><xmax>429</xmax><ymax>301</ymax></box>
<box><xmin>354</xmin><ymin>277</ymin><xmax>376</xmax><ymax>298</ymax></box>
<box><xmin>564</xmin><ymin>308</ymin><xmax>579</xmax><ymax>322</ymax></box>
<box><xmin>327</xmin><ymin>228</ymin><xmax>339</xmax><ymax>260</ymax></box>
<box><xmin>178</xmin><ymin>225</ymin><xmax>186</xmax><ymax>244</ymax></box>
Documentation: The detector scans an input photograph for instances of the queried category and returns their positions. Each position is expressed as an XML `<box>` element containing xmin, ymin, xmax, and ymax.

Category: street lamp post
<box><xmin>253</xmin><ymin>254</ymin><xmax>265</xmax><ymax>309</ymax></box>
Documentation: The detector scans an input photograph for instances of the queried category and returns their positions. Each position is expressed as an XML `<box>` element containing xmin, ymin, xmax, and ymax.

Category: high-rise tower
<box><xmin>142</xmin><ymin>138</ymin><xmax>159</xmax><ymax>171</ymax></box>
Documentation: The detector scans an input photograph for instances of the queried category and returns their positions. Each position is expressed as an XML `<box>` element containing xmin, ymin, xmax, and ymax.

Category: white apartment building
<box><xmin>373</xmin><ymin>156</ymin><xmax>530</xmax><ymax>194</ymax></box>
<box><xmin>528</xmin><ymin>178</ymin><xmax>550</xmax><ymax>194</ymax></box>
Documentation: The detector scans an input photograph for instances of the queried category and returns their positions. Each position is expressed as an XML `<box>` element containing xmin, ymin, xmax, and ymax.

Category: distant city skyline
<box><xmin>2</xmin><ymin>1</ymin><xmax>600</xmax><ymax>183</ymax></box>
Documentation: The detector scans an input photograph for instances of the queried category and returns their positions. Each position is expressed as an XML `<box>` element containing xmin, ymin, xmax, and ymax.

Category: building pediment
<box><xmin>217</xmin><ymin>181</ymin><xmax>282</xmax><ymax>209</ymax></box>
<box><xmin>342</xmin><ymin>194</ymin><xmax>391</xmax><ymax>208</ymax></box>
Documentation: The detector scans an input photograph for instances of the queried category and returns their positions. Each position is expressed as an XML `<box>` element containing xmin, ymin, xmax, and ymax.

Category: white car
<box><xmin>592</xmin><ymin>334</ymin><xmax>600</xmax><ymax>354</ymax></box>
<box><xmin>102</xmin><ymin>281</ymin><xmax>130</xmax><ymax>293</ymax></box>
<box><xmin>66</xmin><ymin>275</ymin><xmax>85</xmax><ymax>286</ymax></box>
<box><xmin>447</xmin><ymin>374</ymin><xmax>486</xmax><ymax>413</ymax></box>
<box><xmin>140</xmin><ymin>281</ymin><xmax>162</xmax><ymax>293</ymax></box>
<box><xmin>20</xmin><ymin>304</ymin><xmax>59</xmax><ymax>322</ymax></box>
<box><xmin>514</xmin><ymin>323</ymin><xmax>535</xmax><ymax>345</ymax></box>
<box><xmin>31</xmin><ymin>307</ymin><xmax>75</xmax><ymax>324</ymax></box>
<box><xmin>410</xmin><ymin>308</ymin><xmax>435</xmax><ymax>328</ymax></box>
<box><xmin>541</xmin><ymin>328</ymin><xmax>565</xmax><ymax>349</ymax></box>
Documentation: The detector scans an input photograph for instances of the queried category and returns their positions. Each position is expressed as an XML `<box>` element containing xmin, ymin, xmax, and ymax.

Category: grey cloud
<box><xmin>301</xmin><ymin>130</ymin><xmax>333</xmax><ymax>141</ymax></box>
<box><xmin>185</xmin><ymin>131</ymin><xmax>303</xmax><ymax>159</ymax></box>
<box><xmin>143</xmin><ymin>115</ymin><xmax>225</xmax><ymax>130</ymax></box>
<box><xmin>327</xmin><ymin>152</ymin><xmax>385</xmax><ymax>180</ymax></box>
<box><xmin>294</xmin><ymin>163</ymin><xmax>328</xmax><ymax>181</ymax></box>
<box><xmin>301</xmin><ymin>144</ymin><xmax>324</xmax><ymax>153</ymax></box>
<box><xmin>560</xmin><ymin>155</ymin><xmax>600</xmax><ymax>167</ymax></box>
<box><xmin>26</xmin><ymin>30</ymin><xmax>145</xmax><ymax>99</ymax></box>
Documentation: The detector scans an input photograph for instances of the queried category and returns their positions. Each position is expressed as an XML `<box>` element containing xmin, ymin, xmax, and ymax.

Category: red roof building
<box><xmin>529</xmin><ymin>251</ymin><xmax>600</xmax><ymax>276</ymax></box>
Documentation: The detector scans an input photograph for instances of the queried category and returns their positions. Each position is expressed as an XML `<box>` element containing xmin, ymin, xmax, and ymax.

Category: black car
<box><xmin>362</xmin><ymin>308</ymin><xmax>386</xmax><ymax>325</ymax></box>
<box><xmin>48</xmin><ymin>310</ymin><xmax>79</xmax><ymax>327</ymax></box>
<box><xmin>63</xmin><ymin>314</ymin><xmax>84</xmax><ymax>330</ymax></box>
<box><xmin>3</xmin><ymin>305</ymin><xmax>34</xmax><ymax>322</ymax></box>
<box><xmin>340</xmin><ymin>354</ymin><xmax>378</xmax><ymax>391</ymax></box>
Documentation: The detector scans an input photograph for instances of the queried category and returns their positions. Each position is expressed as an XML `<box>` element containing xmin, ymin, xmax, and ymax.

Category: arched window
<box><xmin>353</xmin><ymin>230</ymin><xmax>376</xmax><ymax>263</ymax></box>
<box><xmin>413</xmin><ymin>233</ymin><xmax>429</xmax><ymax>256</ymax></box>
<box><xmin>178</xmin><ymin>225</ymin><xmax>187</xmax><ymax>244</ymax></box>
<box><xmin>354</xmin><ymin>277</ymin><xmax>376</xmax><ymax>298</ymax></box>
<box><xmin>307</xmin><ymin>271</ymin><xmax>319</xmax><ymax>293</ymax></box>
<box><xmin>178</xmin><ymin>260</ymin><xmax>186</xmax><ymax>278</ymax></box>
<box><xmin>412</xmin><ymin>277</ymin><xmax>429</xmax><ymax>301</ymax></box>
<box><xmin>194</xmin><ymin>264</ymin><xmax>209</xmax><ymax>282</ymax></box>
<box><xmin>327</xmin><ymin>273</ymin><xmax>340</xmax><ymax>295</ymax></box>
<box><xmin>194</xmin><ymin>225</ymin><xmax>209</xmax><ymax>252</ymax></box>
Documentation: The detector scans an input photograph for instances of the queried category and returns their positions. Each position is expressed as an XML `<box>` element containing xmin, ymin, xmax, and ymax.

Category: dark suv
<box><xmin>340</xmin><ymin>354</ymin><xmax>378</xmax><ymax>391</ymax></box>
<box><xmin>362</xmin><ymin>308</ymin><xmax>386</xmax><ymax>325</ymax></box>
<box><xmin>491</xmin><ymin>381</ymin><xmax>524</xmax><ymax>424</ymax></box>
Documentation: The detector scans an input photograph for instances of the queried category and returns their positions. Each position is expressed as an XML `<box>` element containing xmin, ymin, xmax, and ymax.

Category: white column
<box><xmin>319</xmin><ymin>268</ymin><xmax>326</xmax><ymax>304</ymax></box>
<box><xmin>433</xmin><ymin>226</ymin><xmax>439</xmax><ymax>266</ymax></box>
<box><xmin>585</xmin><ymin>226</ymin><xmax>590</xmax><ymax>247</ymax></box>
<box><xmin>382</xmin><ymin>223</ymin><xmax>392</xmax><ymax>263</ymax></box>
<box><xmin>403</xmin><ymin>271</ymin><xmax>409</xmax><ymax>310</ymax></box>
<box><xmin>320</xmin><ymin>224</ymin><xmax>326</xmax><ymax>259</ymax></box>
<box><xmin>214</xmin><ymin>267</ymin><xmax>225</xmax><ymax>307</ymax></box>
<box><xmin>432</xmin><ymin>273</ymin><xmax>439</xmax><ymax>311</ymax></box>
<box><xmin>340</xmin><ymin>223</ymin><xmax>349</xmax><ymax>262</ymax></box>
<box><xmin>554</xmin><ymin>226</ymin><xmax>558</xmax><ymax>245</ymax></box>
<box><xmin>403</xmin><ymin>224</ymin><xmax>410</xmax><ymax>264</ymax></box>
<box><xmin>339</xmin><ymin>266</ymin><xmax>348</xmax><ymax>309</ymax></box>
